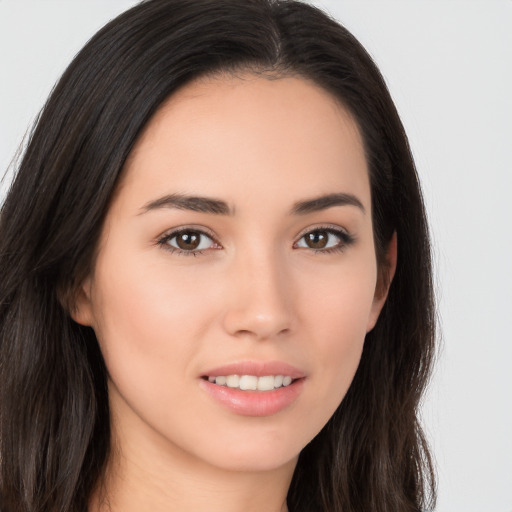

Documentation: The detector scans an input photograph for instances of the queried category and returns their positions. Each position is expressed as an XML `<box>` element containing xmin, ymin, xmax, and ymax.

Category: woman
<box><xmin>0</xmin><ymin>1</ymin><xmax>436</xmax><ymax>511</ymax></box>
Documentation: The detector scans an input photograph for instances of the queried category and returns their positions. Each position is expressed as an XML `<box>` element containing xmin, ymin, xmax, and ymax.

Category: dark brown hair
<box><xmin>0</xmin><ymin>1</ymin><xmax>436</xmax><ymax>511</ymax></box>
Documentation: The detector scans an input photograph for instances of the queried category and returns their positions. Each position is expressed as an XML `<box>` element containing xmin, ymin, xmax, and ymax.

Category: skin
<box><xmin>74</xmin><ymin>73</ymin><xmax>396</xmax><ymax>512</ymax></box>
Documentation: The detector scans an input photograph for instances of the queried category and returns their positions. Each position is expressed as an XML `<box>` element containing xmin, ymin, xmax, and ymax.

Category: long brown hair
<box><xmin>0</xmin><ymin>1</ymin><xmax>436</xmax><ymax>510</ymax></box>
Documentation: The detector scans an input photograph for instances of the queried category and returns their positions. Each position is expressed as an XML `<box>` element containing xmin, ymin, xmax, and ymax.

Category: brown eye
<box><xmin>304</xmin><ymin>231</ymin><xmax>329</xmax><ymax>249</ymax></box>
<box><xmin>165</xmin><ymin>230</ymin><xmax>216</xmax><ymax>252</ymax></box>
<box><xmin>296</xmin><ymin>228</ymin><xmax>351</xmax><ymax>252</ymax></box>
<box><xmin>176</xmin><ymin>232</ymin><xmax>200</xmax><ymax>250</ymax></box>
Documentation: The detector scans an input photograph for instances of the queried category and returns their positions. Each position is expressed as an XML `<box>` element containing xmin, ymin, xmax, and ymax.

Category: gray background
<box><xmin>1</xmin><ymin>1</ymin><xmax>511</xmax><ymax>510</ymax></box>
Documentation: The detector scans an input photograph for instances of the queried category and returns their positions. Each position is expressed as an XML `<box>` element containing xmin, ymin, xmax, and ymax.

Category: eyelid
<box><xmin>157</xmin><ymin>224</ymin><xmax>219</xmax><ymax>241</ymax></box>
<box><xmin>293</xmin><ymin>223</ymin><xmax>352</xmax><ymax>242</ymax></box>
<box><xmin>156</xmin><ymin>225</ymin><xmax>222</xmax><ymax>255</ymax></box>
<box><xmin>293</xmin><ymin>224</ymin><xmax>355</xmax><ymax>251</ymax></box>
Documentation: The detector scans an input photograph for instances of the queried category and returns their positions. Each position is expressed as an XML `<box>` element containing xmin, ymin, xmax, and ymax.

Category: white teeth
<box><xmin>207</xmin><ymin>374</ymin><xmax>295</xmax><ymax>391</ymax></box>
<box><xmin>226</xmin><ymin>374</ymin><xmax>240</xmax><ymax>388</ymax></box>
<box><xmin>239</xmin><ymin>375</ymin><xmax>258</xmax><ymax>390</ymax></box>
<box><xmin>257</xmin><ymin>375</ymin><xmax>275</xmax><ymax>391</ymax></box>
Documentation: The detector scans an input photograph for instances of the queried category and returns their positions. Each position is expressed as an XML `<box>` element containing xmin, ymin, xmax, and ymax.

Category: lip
<box><xmin>199</xmin><ymin>361</ymin><xmax>306</xmax><ymax>417</ymax></box>
<box><xmin>201</xmin><ymin>361</ymin><xmax>306</xmax><ymax>379</ymax></box>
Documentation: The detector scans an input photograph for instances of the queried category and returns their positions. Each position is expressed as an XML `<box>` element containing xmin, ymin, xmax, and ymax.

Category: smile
<box><xmin>200</xmin><ymin>362</ymin><xmax>305</xmax><ymax>416</ymax></box>
<box><xmin>206</xmin><ymin>374</ymin><xmax>294</xmax><ymax>391</ymax></box>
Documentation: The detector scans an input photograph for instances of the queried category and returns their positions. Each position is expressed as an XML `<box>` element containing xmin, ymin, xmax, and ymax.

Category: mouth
<box><xmin>199</xmin><ymin>361</ymin><xmax>306</xmax><ymax>416</ymax></box>
<box><xmin>202</xmin><ymin>374</ymin><xmax>297</xmax><ymax>391</ymax></box>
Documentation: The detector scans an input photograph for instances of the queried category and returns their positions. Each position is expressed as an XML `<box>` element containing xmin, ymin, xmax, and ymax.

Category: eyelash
<box><xmin>157</xmin><ymin>227</ymin><xmax>219</xmax><ymax>257</ymax></box>
<box><xmin>295</xmin><ymin>225</ymin><xmax>355</xmax><ymax>254</ymax></box>
<box><xmin>156</xmin><ymin>225</ymin><xmax>355</xmax><ymax>257</ymax></box>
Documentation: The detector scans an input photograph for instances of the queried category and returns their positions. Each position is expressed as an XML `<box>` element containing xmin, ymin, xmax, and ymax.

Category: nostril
<box><xmin>221</xmin><ymin>291</ymin><xmax>294</xmax><ymax>340</ymax></box>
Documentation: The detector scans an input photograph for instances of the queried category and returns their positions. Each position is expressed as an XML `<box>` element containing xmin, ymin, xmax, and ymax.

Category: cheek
<box><xmin>301</xmin><ymin>249</ymin><xmax>377</xmax><ymax>340</ymax></box>
<box><xmin>88</xmin><ymin>252</ymin><xmax>222</xmax><ymax>397</ymax></box>
<box><xmin>92</xmin><ymin>252</ymin><xmax>215</xmax><ymax>342</ymax></box>
<box><xmin>298</xmin><ymin>258</ymin><xmax>377</xmax><ymax>412</ymax></box>
<box><xmin>88</xmin><ymin>254</ymin><xmax>226</xmax><ymax>444</ymax></box>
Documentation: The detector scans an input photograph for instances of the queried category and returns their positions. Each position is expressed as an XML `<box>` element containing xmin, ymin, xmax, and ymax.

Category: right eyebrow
<box><xmin>138</xmin><ymin>193</ymin><xmax>233</xmax><ymax>216</ymax></box>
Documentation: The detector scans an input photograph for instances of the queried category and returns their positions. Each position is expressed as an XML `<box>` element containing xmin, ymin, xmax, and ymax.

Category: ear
<box><xmin>366</xmin><ymin>232</ymin><xmax>397</xmax><ymax>332</ymax></box>
<box><xmin>68</xmin><ymin>277</ymin><xmax>95</xmax><ymax>327</ymax></box>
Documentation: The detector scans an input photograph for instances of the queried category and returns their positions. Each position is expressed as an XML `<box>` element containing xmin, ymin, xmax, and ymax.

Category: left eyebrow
<box><xmin>291</xmin><ymin>193</ymin><xmax>366</xmax><ymax>215</ymax></box>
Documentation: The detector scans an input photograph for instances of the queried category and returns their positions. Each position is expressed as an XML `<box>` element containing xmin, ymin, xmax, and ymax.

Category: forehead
<box><xmin>119</xmin><ymin>73</ymin><xmax>370</xmax><ymax>211</ymax></box>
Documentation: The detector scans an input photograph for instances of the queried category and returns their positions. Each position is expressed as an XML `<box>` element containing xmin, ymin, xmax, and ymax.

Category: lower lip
<box><xmin>199</xmin><ymin>378</ymin><xmax>305</xmax><ymax>417</ymax></box>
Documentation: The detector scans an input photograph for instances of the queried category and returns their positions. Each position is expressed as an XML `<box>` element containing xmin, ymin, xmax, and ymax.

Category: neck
<box><xmin>89</xmin><ymin>411</ymin><xmax>296</xmax><ymax>512</ymax></box>
<box><xmin>90</xmin><ymin>454</ymin><xmax>294</xmax><ymax>512</ymax></box>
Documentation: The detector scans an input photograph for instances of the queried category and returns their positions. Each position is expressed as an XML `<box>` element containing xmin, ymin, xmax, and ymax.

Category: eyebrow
<box><xmin>139</xmin><ymin>193</ymin><xmax>232</xmax><ymax>215</ymax></box>
<box><xmin>291</xmin><ymin>193</ymin><xmax>365</xmax><ymax>215</ymax></box>
<box><xmin>139</xmin><ymin>191</ymin><xmax>365</xmax><ymax>216</ymax></box>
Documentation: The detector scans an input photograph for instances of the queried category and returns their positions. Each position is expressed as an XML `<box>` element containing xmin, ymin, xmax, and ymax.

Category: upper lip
<box><xmin>202</xmin><ymin>361</ymin><xmax>306</xmax><ymax>379</ymax></box>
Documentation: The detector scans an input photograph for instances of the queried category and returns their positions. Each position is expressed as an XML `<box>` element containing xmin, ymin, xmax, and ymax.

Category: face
<box><xmin>74</xmin><ymin>74</ymin><xmax>393</xmax><ymax>474</ymax></box>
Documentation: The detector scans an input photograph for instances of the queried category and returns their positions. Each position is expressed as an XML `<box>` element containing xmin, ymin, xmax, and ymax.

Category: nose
<box><xmin>222</xmin><ymin>249</ymin><xmax>294</xmax><ymax>341</ymax></box>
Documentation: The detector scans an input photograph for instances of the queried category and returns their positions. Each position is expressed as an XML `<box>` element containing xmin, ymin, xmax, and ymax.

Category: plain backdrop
<box><xmin>1</xmin><ymin>1</ymin><xmax>511</xmax><ymax>511</ymax></box>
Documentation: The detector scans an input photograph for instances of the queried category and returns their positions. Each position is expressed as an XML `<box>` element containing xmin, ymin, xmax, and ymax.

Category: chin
<box><xmin>184</xmin><ymin>425</ymin><xmax>308</xmax><ymax>474</ymax></box>
<box><xmin>208</xmin><ymin>448</ymin><xmax>299</xmax><ymax>474</ymax></box>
